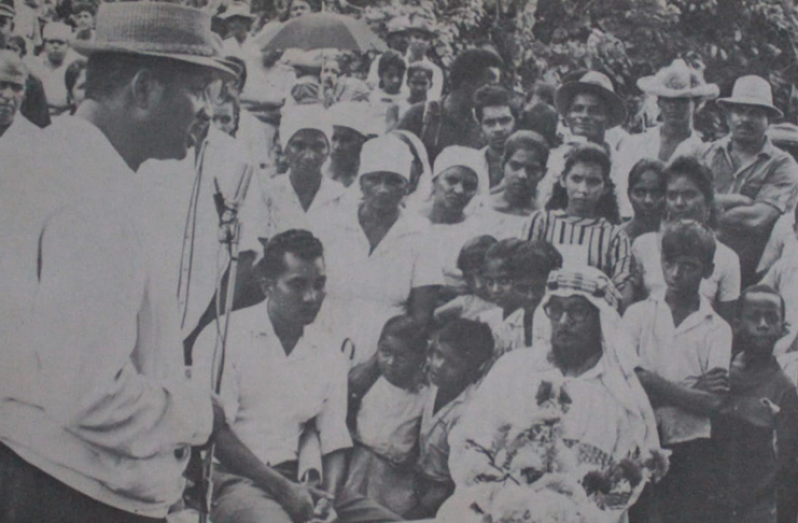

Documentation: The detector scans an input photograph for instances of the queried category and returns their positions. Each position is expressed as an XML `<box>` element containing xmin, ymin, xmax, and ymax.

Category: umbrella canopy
<box><xmin>257</xmin><ymin>12</ymin><xmax>387</xmax><ymax>53</ymax></box>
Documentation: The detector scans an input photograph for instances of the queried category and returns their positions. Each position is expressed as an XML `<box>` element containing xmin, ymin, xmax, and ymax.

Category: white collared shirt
<box><xmin>241</xmin><ymin>171</ymin><xmax>347</xmax><ymax>251</ymax></box>
<box><xmin>315</xmin><ymin>207</ymin><xmax>444</xmax><ymax>365</ymax></box>
<box><xmin>193</xmin><ymin>300</ymin><xmax>352</xmax><ymax>467</ymax></box>
<box><xmin>622</xmin><ymin>292</ymin><xmax>732</xmax><ymax>445</ymax></box>
<box><xmin>0</xmin><ymin>117</ymin><xmax>212</xmax><ymax>518</ymax></box>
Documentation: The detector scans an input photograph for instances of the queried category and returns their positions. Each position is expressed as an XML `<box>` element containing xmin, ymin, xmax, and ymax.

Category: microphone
<box><xmin>214</xmin><ymin>162</ymin><xmax>254</xmax><ymax>245</ymax></box>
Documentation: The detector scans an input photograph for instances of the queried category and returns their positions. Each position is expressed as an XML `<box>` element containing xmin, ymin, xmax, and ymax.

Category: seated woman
<box><xmin>441</xmin><ymin>268</ymin><xmax>664</xmax><ymax>523</ymax></box>
<box><xmin>480</xmin><ymin>130</ymin><xmax>551</xmax><ymax>236</ymax></box>
<box><xmin>521</xmin><ymin>144</ymin><xmax>633</xmax><ymax>308</ymax></box>
<box><xmin>631</xmin><ymin>156</ymin><xmax>740</xmax><ymax>322</ymax></box>
<box><xmin>407</xmin><ymin>319</ymin><xmax>495</xmax><ymax>520</ymax></box>
<box><xmin>619</xmin><ymin>158</ymin><xmax>666</xmax><ymax>244</ymax></box>
<box><xmin>345</xmin><ymin>316</ymin><xmax>430</xmax><ymax>517</ymax></box>
<box><xmin>316</xmin><ymin>134</ymin><xmax>442</xmax><ymax>367</ymax></box>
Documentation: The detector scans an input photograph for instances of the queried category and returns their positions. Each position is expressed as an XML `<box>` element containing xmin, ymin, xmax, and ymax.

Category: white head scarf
<box><xmin>356</xmin><ymin>134</ymin><xmax>414</xmax><ymax>184</ymax></box>
<box><xmin>279</xmin><ymin>104</ymin><xmax>333</xmax><ymax>150</ymax></box>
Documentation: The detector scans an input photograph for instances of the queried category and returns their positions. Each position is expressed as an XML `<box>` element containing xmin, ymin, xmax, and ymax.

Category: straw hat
<box><xmin>717</xmin><ymin>75</ymin><xmax>783</xmax><ymax>118</ymax></box>
<box><xmin>218</xmin><ymin>2</ymin><xmax>254</xmax><ymax>21</ymax></box>
<box><xmin>637</xmin><ymin>59</ymin><xmax>719</xmax><ymax>99</ymax></box>
<box><xmin>555</xmin><ymin>71</ymin><xmax>627</xmax><ymax>128</ymax></box>
<box><xmin>0</xmin><ymin>50</ymin><xmax>27</xmax><ymax>86</ymax></box>
<box><xmin>72</xmin><ymin>3</ymin><xmax>235</xmax><ymax>77</ymax></box>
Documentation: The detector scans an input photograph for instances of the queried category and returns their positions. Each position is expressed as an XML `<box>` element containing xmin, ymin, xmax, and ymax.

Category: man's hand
<box><xmin>692</xmin><ymin>367</ymin><xmax>729</xmax><ymax>394</ymax></box>
<box><xmin>278</xmin><ymin>481</ymin><xmax>333</xmax><ymax>523</ymax></box>
<box><xmin>310</xmin><ymin>496</ymin><xmax>338</xmax><ymax>523</ymax></box>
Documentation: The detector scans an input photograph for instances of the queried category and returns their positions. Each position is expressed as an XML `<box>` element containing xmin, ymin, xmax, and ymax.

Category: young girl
<box><xmin>345</xmin><ymin>315</ymin><xmax>430</xmax><ymax>517</ymax></box>
<box><xmin>409</xmin><ymin>319</ymin><xmax>495</xmax><ymax>519</ymax></box>
<box><xmin>434</xmin><ymin>235</ymin><xmax>498</xmax><ymax>323</ymax></box>
<box><xmin>522</xmin><ymin>143</ymin><xmax>633</xmax><ymax>308</ymax></box>
<box><xmin>619</xmin><ymin>158</ymin><xmax>666</xmax><ymax>243</ymax></box>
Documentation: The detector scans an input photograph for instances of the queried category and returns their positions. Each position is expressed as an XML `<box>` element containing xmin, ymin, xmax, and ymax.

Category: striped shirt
<box><xmin>520</xmin><ymin>210</ymin><xmax>632</xmax><ymax>287</ymax></box>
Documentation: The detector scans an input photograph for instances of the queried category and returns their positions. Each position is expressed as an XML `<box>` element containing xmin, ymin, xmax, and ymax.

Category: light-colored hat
<box><xmin>358</xmin><ymin>134</ymin><xmax>413</xmax><ymax>182</ymax></box>
<box><xmin>555</xmin><ymin>71</ymin><xmax>627</xmax><ymax>128</ymax></box>
<box><xmin>717</xmin><ymin>75</ymin><xmax>783</xmax><ymax>118</ymax></box>
<box><xmin>0</xmin><ymin>50</ymin><xmax>26</xmax><ymax>86</ymax></box>
<box><xmin>218</xmin><ymin>2</ymin><xmax>254</xmax><ymax>21</ymax></box>
<box><xmin>42</xmin><ymin>22</ymin><xmax>72</xmax><ymax>42</ymax></box>
<box><xmin>637</xmin><ymin>59</ymin><xmax>719</xmax><ymax>99</ymax></box>
<box><xmin>72</xmin><ymin>3</ymin><xmax>235</xmax><ymax>78</ymax></box>
<box><xmin>327</xmin><ymin>101</ymin><xmax>376</xmax><ymax>138</ymax></box>
<box><xmin>386</xmin><ymin>15</ymin><xmax>410</xmax><ymax>36</ymax></box>
<box><xmin>406</xmin><ymin>13</ymin><xmax>436</xmax><ymax>37</ymax></box>
<box><xmin>279</xmin><ymin>104</ymin><xmax>332</xmax><ymax>149</ymax></box>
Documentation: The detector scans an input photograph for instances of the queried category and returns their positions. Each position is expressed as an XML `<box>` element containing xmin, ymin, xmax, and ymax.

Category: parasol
<box><xmin>255</xmin><ymin>12</ymin><xmax>387</xmax><ymax>53</ymax></box>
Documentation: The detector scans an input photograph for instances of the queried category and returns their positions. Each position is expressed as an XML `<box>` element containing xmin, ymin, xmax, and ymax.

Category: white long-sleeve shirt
<box><xmin>0</xmin><ymin>117</ymin><xmax>213</xmax><ymax>518</ymax></box>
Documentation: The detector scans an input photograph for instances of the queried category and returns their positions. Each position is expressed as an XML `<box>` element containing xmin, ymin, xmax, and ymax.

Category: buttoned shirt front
<box><xmin>622</xmin><ymin>292</ymin><xmax>732</xmax><ymax>445</ymax></box>
<box><xmin>699</xmin><ymin>135</ymin><xmax>798</xmax><ymax>213</ymax></box>
<box><xmin>0</xmin><ymin>117</ymin><xmax>213</xmax><ymax>518</ymax></box>
<box><xmin>315</xmin><ymin>208</ymin><xmax>444</xmax><ymax>365</ymax></box>
<box><xmin>194</xmin><ymin>300</ymin><xmax>352</xmax><ymax>467</ymax></box>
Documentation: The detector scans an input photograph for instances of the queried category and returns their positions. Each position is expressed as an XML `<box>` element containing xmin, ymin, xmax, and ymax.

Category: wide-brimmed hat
<box><xmin>218</xmin><ymin>2</ymin><xmax>254</xmax><ymax>21</ymax></box>
<box><xmin>717</xmin><ymin>75</ymin><xmax>783</xmax><ymax>118</ymax></box>
<box><xmin>0</xmin><ymin>50</ymin><xmax>27</xmax><ymax>86</ymax></box>
<box><xmin>386</xmin><ymin>15</ymin><xmax>410</xmax><ymax>36</ymax></box>
<box><xmin>637</xmin><ymin>59</ymin><xmax>719</xmax><ymax>99</ymax></box>
<box><xmin>72</xmin><ymin>3</ymin><xmax>235</xmax><ymax>78</ymax></box>
<box><xmin>555</xmin><ymin>71</ymin><xmax>627</xmax><ymax>128</ymax></box>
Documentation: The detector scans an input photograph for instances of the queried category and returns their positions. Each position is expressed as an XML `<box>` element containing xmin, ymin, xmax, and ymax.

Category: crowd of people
<box><xmin>2</xmin><ymin>1</ymin><xmax>798</xmax><ymax>523</ymax></box>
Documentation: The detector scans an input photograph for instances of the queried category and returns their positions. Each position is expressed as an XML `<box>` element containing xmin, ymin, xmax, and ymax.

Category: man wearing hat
<box><xmin>614</xmin><ymin>59</ymin><xmax>719</xmax><ymax>217</ymax></box>
<box><xmin>325</xmin><ymin>101</ymin><xmax>374</xmax><ymax>188</ymax></box>
<box><xmin>242</xmin><ymin>104</ymin><xmax>347</xmax><ymax>247</ymax></box>
<box><xmin>402</xmin><ymin>13</ymin><xmax>443</xmax><ymax>101</ymax></box>
<box><xmin>0</xmin><ymin>49</ymin><xmax>38</xmax><ymax>143</ymax></box>
<box><xmin>366</xmin><ymin>15</ymin><xmax>409</xmax><ymax>91</ymax></box>
<box><xmin>219</xmin><ymin>2</ymin><xmax>256</xmax><ymax>61</ymax></box>
<box><xmin>26</xmin><ymin>21</ymin><xmax>76</xmax><ymax>115</ymax></box>
<box><xmin>538</xmin><ymin>70</ymin><xmax>627</xmax><ymax>209</ymax></box>
<box><xmin>0</xmin><ymin>3</ymin><xmax>235</xmax><ymax>521</ymax></box>
<box><xmin>699</xmin><ymin>74</ymin><xmax>798</xmax><ymax>286</ymax></box>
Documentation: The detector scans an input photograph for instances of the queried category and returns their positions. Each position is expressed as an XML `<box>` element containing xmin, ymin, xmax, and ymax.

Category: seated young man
<box><xmin>713</xmin><ymin>285</ymin><xmax>798</xmax><ymax>523</ymax></box>
<box><xmin>193</xmin><ymin>229</ymin><xmax>400</xmax><ymax>523</ymax></box>
<box><xmin>623</xmin><ymin>220</ymin><xmax>732</xmax><ymax>523</ymax></box>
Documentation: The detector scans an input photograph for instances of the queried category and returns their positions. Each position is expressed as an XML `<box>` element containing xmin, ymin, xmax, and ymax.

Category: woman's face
<box><xmin>290</xmin><ymin>0</ymin><xmax>311</xmax><ymax>18</ymax></box>
<box><xmin>629</xmin><ymin>170</ymin><xmax>664</xmax><ymax>219</ymax></box>
<box><xmin>563</xmin><ymin>161</ymin><xmax>606</xmax><ymax>218</ymax></box>
<box><xmin>360</xmin><ymin>171</ymin><xmax>408</xmax><ymax>212</ymax></box>
<box><xmin>432</xmin><ymin>166</ymin><xmax>479</xmax><ymax>217</ymax></box>
<box><xmin>502</xmin><ymin>148</ymin><xmax>546</xmax><ymax>204</ymax></box>
<box><xmin>665</xmin><ymin>174</ymin><xmax>708</xmax><ymax>223</ymax></box>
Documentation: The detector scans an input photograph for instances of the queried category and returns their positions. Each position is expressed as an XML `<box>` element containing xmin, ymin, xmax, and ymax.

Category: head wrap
<box><xmin>327</xmin><ymin>101</ymin><xmax>376</xmax><ymax>138</ymax></box>
<box><xmin>279</xmin><ymin>104</ymin><xmax>332</xmax><ymax>149</ymax></box>
<box><xmin>532</xmin><ymin>267</ymin><xmax>661</xmax><ymax>454</ymax></box>
<box><xmin>357</xmin><ymin>134</ymin><xmax>413</xmax><ymax>184</ymax></box>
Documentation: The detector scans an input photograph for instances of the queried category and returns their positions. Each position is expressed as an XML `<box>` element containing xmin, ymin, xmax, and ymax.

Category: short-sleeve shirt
<box><xmin>632</xmin><ymin>232</ymin><xmax>741</xmax><ymax>305</ymax></box>
<box><xmin>521</xmin><ymin>209</ymin><xmax>632</xmax><ymax>287</ymax></box>
<box><xmin>193</xmin><ymin>300</ymin><xmax>352</xmax><ymax>467</ymax></box>
<box><xmin>622</xmin><ymin>292</ymin><xmax>732</xmax><ymax>445</ymax></box>
<box><xmin>315</xmin><ymin>208</ymin><xmax>444</xmax><ymax>365</ymax></box>
<box><xmin>699</xmin><ymin>136</ymin><xmax>798</xmax><ymax>214</ymax></box>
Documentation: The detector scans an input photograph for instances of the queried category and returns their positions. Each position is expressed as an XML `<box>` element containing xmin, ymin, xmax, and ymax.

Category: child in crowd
<box><xmin>408</xmin><ymin>319</ymin><xmax>494</xmax><ymax>519</ymax></box>
<box><xmin>713</xmin><ymin>285</ymin><xmax>798</xmax><ymax>523</ymax></box>
<box><xmin>434</xmin><ymin>235</ymin><xmax>498</xmax><ymax>323</ymax></box>
<box><xmin>523</xmin><ymin>143</ymin><xmax>633</xmax><ymax>308</ymax></box>
<box><xmin>624</xmin><ymin>220</ymin><xmax>732</xmax><ymax>523</ymax></box>
<box><xmin>479</xmin><ymin>239</ymin><xmax>563</xmax><ymax>358</ymax></box>
<box><xmin>345</xmin><ymin>315</ymin><xmax>430</xmax><ymax>517</ymax></box>
<box><xmin>372</xmin><ymin>51</ymin><xmax>407</xmax><ymax>133</ymax></box>
<box><xmin>406</xmin><ymin>63</ymin><xmax>434</xmax><ymax>105</ymax></box>
<box><xmin>619</xmin><ymin>158</ymin><xmax>666</xmax><ymax>244</ymax></box>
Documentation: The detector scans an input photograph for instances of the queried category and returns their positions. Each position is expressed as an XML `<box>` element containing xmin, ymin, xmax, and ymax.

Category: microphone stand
<box><xmin>191</xmin><ymin>163</ymin><xmax>253</xmax><ymax>523</ymax></box>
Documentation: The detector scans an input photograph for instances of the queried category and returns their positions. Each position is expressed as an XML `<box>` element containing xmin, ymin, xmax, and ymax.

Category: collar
<box><xmin>649</xmin><ymin>288</ymin><xmax>718</xmax><ymax>331</ymax></box>
<box><xmin>720</xmin><ymin>134</ymin><xmax>777</xmax><ymax>159</ymax></box>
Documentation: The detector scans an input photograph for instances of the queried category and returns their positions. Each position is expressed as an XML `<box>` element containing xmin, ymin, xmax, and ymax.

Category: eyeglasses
<box><xmin>543</xmin><ymin>301</ymin><xmax>593</xmax><ymax>324</ymax></box>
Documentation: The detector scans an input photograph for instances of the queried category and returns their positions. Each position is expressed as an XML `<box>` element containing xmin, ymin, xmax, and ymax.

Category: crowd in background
<box><xmin>3</xmin><ymin>1</ymin><xmax>798</xmax><ymax>523</ymax></box>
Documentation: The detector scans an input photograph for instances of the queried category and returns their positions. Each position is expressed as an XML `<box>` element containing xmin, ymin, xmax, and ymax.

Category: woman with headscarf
<box><xmin>315</xmin><ymin>134</ymin><xmax>443</xmax><ymax>374</ymax></box>
<box><xmin>442</xmin><ymin>267</ymin><xmax>665</xmax><ymax>523</ymax></box>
